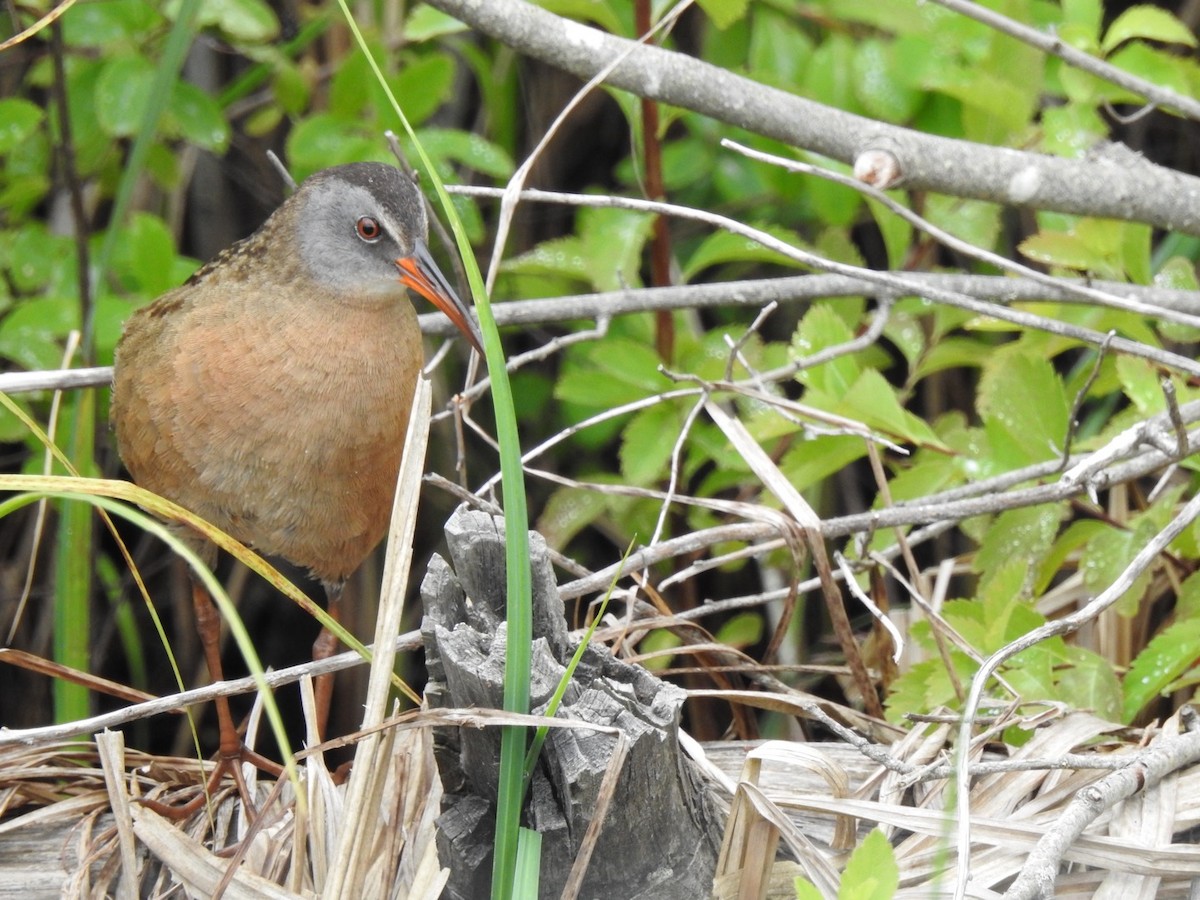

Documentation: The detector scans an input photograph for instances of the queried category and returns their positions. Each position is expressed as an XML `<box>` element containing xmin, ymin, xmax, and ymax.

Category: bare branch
<box><xmin>9</xmin><ymin>264</ymin><xmax>1200</xmax><ymax>397</ymax></box>
<box><xmin>929</xmin><ymin>0</ymin><xmax>1200</xmax><ymax>121</ymax></box>
<box><xmin>424</xmin><ymin>0</ymin><xmax>1200</xmax><ymax>233</ymax></box>
<box><xmin>1005</xmin><ymin>719</ymin><xmax>1200</xmax><ymax>899</ymax></box>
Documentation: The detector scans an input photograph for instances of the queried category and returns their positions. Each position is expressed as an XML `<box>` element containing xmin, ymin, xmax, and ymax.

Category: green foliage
<box><xmin>491</xmin><ymin>0</ymin><xmax>1200</xmax><ymax>740</ymax></box>
<box><xmin>6</xmin><ymin>0</ymin><xmax>1200</xmax><ymax>832</ymax></box>
<box><xmin>796</xmin><ymin>828</ymin><xmax>899</xmax><ymax>899</ymax></box>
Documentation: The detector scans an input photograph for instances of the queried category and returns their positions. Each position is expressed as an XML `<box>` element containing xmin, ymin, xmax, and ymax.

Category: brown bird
<box><xmin>111</xmin><ymin>162</ymin><xmax>482</xmax><ymax>814</ymax></box>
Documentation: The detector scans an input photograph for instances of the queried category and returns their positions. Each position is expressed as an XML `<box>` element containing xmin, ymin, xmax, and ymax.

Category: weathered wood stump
<box><xmin>421</xmin><ymin>507</ymin><xmax>723</xmax><ymax>899</ymax></box>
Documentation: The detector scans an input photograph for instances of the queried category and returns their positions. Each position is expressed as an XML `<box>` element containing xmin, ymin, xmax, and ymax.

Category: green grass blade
<box><xmin>513</xmin><ymin>827</ymin><xmax>543</xmax><ymax>898</ymax></box>
<box><xmin>53</xmin><ymin>393</ymin><xmax>93</xmax><ymax>723</ymax></box>
<box><xmin>3</xmin><ymin>487</ymin><xmax>301</xmax><ymax>801</ymax></box>
<box><xmin>333</xmin><ymin>6</ymin><xmax>533</xmax><ymax>897</ymax></box>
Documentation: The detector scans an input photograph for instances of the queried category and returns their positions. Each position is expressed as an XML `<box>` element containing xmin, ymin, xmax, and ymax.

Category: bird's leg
<box><xmin>141</xmin><ymin>578</ymin><xmax>283</xmax><ymax>822</ymax></box>
<box><xmin>311</xmin><ymin>580</ymin><xmax>345</xmax><ymax>743</ymax></box>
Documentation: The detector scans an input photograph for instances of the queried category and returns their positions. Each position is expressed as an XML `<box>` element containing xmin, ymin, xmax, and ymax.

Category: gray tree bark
<box><xmin>421</xmin><ymin>507</ymin><xmax>724</xmax><ymax>899</ymax></box>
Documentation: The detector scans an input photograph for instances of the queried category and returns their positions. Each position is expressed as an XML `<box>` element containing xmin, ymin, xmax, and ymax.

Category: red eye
<box><xmin>356</xmin><ymin>216</ymin><xmax>382</xmax><ymax>242</ymax></box>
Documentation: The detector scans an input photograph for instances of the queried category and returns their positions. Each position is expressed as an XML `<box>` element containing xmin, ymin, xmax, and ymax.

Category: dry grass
<box><xmin>709</xmin><ymin>709</ymin><xmax>1200</xmax><ymax>899</ymax></box>
<box><xmin>4</xmin><ymin>704</ymin><xmax>1200</xmax><ymax>898</ymax></box>
<box><xmin>0</xmin><ymin>714</ymin><xmax>444</xmax><ymax>898</ymax></box>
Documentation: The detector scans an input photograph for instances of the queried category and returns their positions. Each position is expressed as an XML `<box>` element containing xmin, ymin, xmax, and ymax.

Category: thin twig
<box><xmin>451</xmin><ymin>185</ymin><xmax>1200</xmax><ymax>378</ymax></box>
<box><xmin>0</xmin><ymin>634</ymin><xmax>422</xmax><ymax>748</ymax></box>
<box><xmin>953</xmin><ymin>489</ymin><xmax>1200</xmax><ymax>899</ymax></box>
<box><xmin>723</xmin><ymin>140</ymin><xmax>1200</xmax><ymax>331</ymax></box>
<box><xmin>929</xmin><ymin>0</ymin><xmax>1200</xmax><ymax>121</ymax></box>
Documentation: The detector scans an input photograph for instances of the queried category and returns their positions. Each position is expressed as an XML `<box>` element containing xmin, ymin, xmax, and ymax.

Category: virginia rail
<box><xmin>111</xmin><ymin>162</ymin><xmax>482</xmax><ymax>814</ymax></box>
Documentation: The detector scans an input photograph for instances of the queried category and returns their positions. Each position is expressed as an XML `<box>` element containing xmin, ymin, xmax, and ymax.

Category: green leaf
<box><xmin>1120</xmin><ymin>222</ymin><xmax>1151</xmax><ymax>284</ymax></box>
<box><xmin>1116</xmin><ymin>356</ymin><xmax>1164</xmax><ymax>415</ymax></box>
<box><xmin>980</xmin><ymin>567</ymin><xmax>1046</xmax><ymax>650</ymax></box>
<box><xmin>697</xmin><ymin>0</ymin><xmax>750</xmax><ymax>30</ymax></box>
<box><xmin>1156</xmin><ymin>255</ymin><xmax>1200</xmax><ymax>291</ymax></box>
<box><xmin>881</xmin><ymin>311</ymin><xmax>925</xmax><ymax>370</ymax></box>
<box><xmin>168</xmin><ymin>81</ymin><xmax>230</xmax><ymax>152</ymax></box>
<box><xmin>197</xmin><ymin>0</ymin><xmax>280</xmax><ymax>43</ymax></box>
<box><xmin>638</xmin><ymin>628</ymin><xmax>682</xmax><ymax>670</ymax></box>
<box><xmin>914</xmin><ymin>336</ymin><xmax>990</xmax><ymax>381</ymax></box>
<box><xmin>922</xmin><ymin>66</ymin><xmax>1035</xmax><ymax>137</ymax></box>
<box><xmin>110</xmin><ymin>212</ymin><xmax>178</xmax><ymax>295</ymax></box>
<box><xmin>793</xmin><ymin>305</ymin><xmax>860</xmax><ymax>398</ymax></box>
<box><xmin>924</xmin><ymin>196</ymin><xmax>1002</xmax><ymax>253</ymax></box>
<box><xmin>1040</xmin><ymin>103</ymin><xmax>1108</xmax><ymax>158</ymax></box>
<box><xmin>748</xmin><ymin>9</ymin><xmax>813</xmax><ymax>88</ymax></box>
<box><xmin>1006</xmin><ymin>638</ymin><xmax>1058</xmax><ymax>702</ymax></box>
<box><xmin>415</xmin><ymin>128</ymin><xmax>514</xmax><ymax>179</ymax></box>
<box><xmin>794</xmin><ymin>877</ymin><xmax>825</xmax><ymax>900</ymax></box>
<box><xmin>802</xmin><ymin>156</ymin><xmax>863</xmax><ymax>227</ymax></box>
<box><xmin>285</xmin><ymin>114</ymin><xmax>379</xmax><ymax>178</ymax></box>
<box><xmin>885</xmin><ymin>649</ymin><xmax>976</xmax><ymax>723</ymax></box>
<box><xmin>1081</xmin><ymin>520</ymin><xmax>1156</xmax><ymax>617</ymax></box>
<box><xmin>94</xmin><ymin>55</ymin><xmax>157</xmax><ymax>138</ymax></box>
<box><xmin>780</xmin><ymin>435</ymin><xmax>868</xmax><ymax>493</ymax></box>
<box><xmin>503</xmin><ymin>236</ymin><xmax>589</xmax><ymax>282</ymax></box>
<box><xmin>804</xmin><ymin>34</ymin><xmax>863</xmax><ymax>118</ymax></box>
<box><xmin>657</xmin><ymin>137</ymin><xmax>717</xmax><ymax>191</ymax></box>
<box><xmin>62</xmin><ymin>0</ymin><xmax>162</xmax><ymax>47</ymax></box>
<box><xmin>682</xmin><ymin>224</ymin><xmax>809</xmax><ymax>281</ymax></box>
<box><xmin>884</xmin><ymin>454</ymin><xmax>960</xmax><ymax>503</ymax></box>
<box><xmin>536</xmin><ymin>0</ymin><xmax>624</xmax><ymax>32</ymax></box>
<box><xmin>95</xmin><ymin>296</ymin><xmax>140</xmax><ymax>364</ymax></box>
<box><xmin>1106</xmin><ymin>42</ymin><xmax>1197</xmax><ymax>98</ymax></box>
<box><xmin>6</xmin><ymin>224</ymin><xmax>75</xmax><ymax>293</ymax></box>
<box><xmin>974</xmin><ymin>505</ymin><xmax>1064</xmax><ymax>593</ymax></box>
<box><xmin>841</xmin><ymin>369</ymin><xmax>941</xmax><ymax>447</ymax></box>
<box><xmin>1055</xmin><ymin>646</ymin><xmax>1122</xmax><ymax>722</ymax></box>
<box><xmin>404</xmin><ymin>5</ymin><xmax>470</xmax><ymax>41</ymax></box>
<box><xmin>0</xmin><ymin>395</ymin><xmax>31</xmax><ymax>443</ymax></box>
<box><xmin>1018</xmin><ymin>230</ymin><xmax>1096</xmax><ymax>270</ymax></box>
<box><xmin>840</xmin><ymin>829</ymin><xmax>898</xmax><ymax>900</ymax></box>
<box><xmin>328</xmin><ymin>46</ymin><xmax>374</xmax><ymax>117</ymax></box>
<box><xmin>272</xmin><ymin>61</ymin><xmax>311</xmax><ymax>116</ymax></box>
<box><xmin>391</xmin><ymin>53</ymin><xmax>456</xmax><ymax>126</ymax></box>
<box><xmin>1175</xmin><ymin>570</ymin><xmax>1200</xmax><ymax>620</ymax></box>
<box><xmin>1102</xmin><ymin>5</ymin><xmax>1197</xmax><ymax>53</ymax></box>
<box><xmin>555</xmin><ymin>338</ymin><xmax>667</xmax><ymax>408</ymax></box>
<box><xmin>511</xmin><ymin>826</ymin><xmax>542</xmax><ymax>898</ymax></box>
<box><xmin>715</xmin><ymin>612</ymin><xmax>764</xmax><ymax>649</ymax></box>
<box><xmin>620</xmin><ymin>402</ymin><xmax>679</xmax><ymax>486</ymax></box>
<box><xmin>1062</xmin><ymin>0</ymin><xmax>1103</xmax><ymax>38</ymax></box>
<box><xmin>1122</xmin><ymin>616</ymin><xmax>1200</xmax><ymax>722</ymax></box>
<box><xmin>853</xmin><ymin>39</ymin><xmax>922</xmax><ymax>123</ymax></box>
<box><xmin>977</xmin><ymin>351</ymin><xmax>1069</xmax><ymax>464</ymax></box>
<box><xmin>536</xmin><ymin>487</ymin><xmax>610</xmax><ymax>549</ymax></box>
<box><xmin>865</xmin><ymin>197</ymin><xmax>914</xmax><ymax>271</ymax></box>
<box><xmin>580</xmin><ymin>206</ymin><xmax>656</xmax><ymax>293</ymax></box>
<box><xmin>0</xmin><ymin>100</ymin><xmax>44</xmax><ymax>155</ymax></box>
<box><xmin>1056</xmin><ymin>23</ymin><xmax>1106</xmax><ymax>103</ymax></box>
<box><xmin>0</xmin><ymin>297</ymin><xmax>76</xmax><ymax>370</ymax></box>
<box><xmin>0</xmin><ymin>174</ymin><xmax>50</xmax><ymax>219</ymax></box>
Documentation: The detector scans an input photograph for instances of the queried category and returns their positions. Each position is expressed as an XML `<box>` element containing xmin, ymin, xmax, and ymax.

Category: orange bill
<box><xmin>397</xmin><ymin>239</ymin><xmax>484</xmax><ymax>354</ymax></box>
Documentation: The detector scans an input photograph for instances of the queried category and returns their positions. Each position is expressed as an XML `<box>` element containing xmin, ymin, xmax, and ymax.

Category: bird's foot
<box><xmin>139</xmin><ymin>745</ymin><xmax>285</xmax><ymax>822</ymax></box>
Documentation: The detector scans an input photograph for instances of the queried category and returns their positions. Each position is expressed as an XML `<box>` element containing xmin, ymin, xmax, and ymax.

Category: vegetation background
<box><xmin>1</xmin><ymin>0</ymin><xmax>1199</xmax><ymax>772</ymax></box>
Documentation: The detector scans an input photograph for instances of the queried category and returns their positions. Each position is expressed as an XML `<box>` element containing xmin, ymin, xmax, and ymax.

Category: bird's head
<box><xmin>294</xmin><ymin>162</ymin><xmax>483</xmax><ymax>353</ymax></box>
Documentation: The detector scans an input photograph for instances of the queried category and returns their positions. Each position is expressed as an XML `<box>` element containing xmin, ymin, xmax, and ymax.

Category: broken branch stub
<box><xmin>421</xmin><ymin>507</ymin><xmax>724</xmax><ymax>899</ymax></box>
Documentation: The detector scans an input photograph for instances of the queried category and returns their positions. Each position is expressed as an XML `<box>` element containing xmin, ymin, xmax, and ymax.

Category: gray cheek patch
<box><xmin>296</xmin><ymin>183</ymin><xmax>405</xmax><ymax>291</ymax></box>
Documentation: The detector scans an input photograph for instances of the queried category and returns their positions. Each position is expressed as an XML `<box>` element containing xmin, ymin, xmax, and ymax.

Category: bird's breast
<box><xmin>121</xmin><ymin>290</ymin><xmax>425</xmax><ymax>583</ymax></box>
